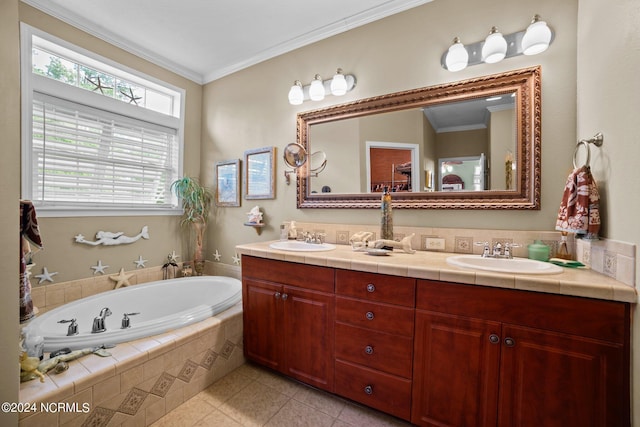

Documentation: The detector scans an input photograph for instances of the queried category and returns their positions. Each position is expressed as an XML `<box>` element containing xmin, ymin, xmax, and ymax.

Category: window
<box><xmin>21</xmin><ymin>24</ymin><xmax>185</xmax><ymax>216</ymax></box>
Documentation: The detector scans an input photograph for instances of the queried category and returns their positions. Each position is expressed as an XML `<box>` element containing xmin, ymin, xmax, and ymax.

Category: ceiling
<box><xmin>22</xmin><ymin>0</ymin><xmax>432</xmax><ymax>84</ymax></box>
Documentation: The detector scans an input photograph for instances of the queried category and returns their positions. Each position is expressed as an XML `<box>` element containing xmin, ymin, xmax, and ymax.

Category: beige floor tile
<box><xmin>193</xmin><ymin>408</ymin><xmax>245</xmax><ymax>427</ymax></box>
<box><xmin>265</xmin><ymin>399</ymin><xmax>335</xmax><ymax>427</ymax></box>
<box><xmin>292</xmin><ymin>386</ymin><xmax>346</xmax><ymax>418</ymax></box>
<box><xmin>197</xmin><ymin>369</ymin><xmax>254</xmax><ymax>408</ymax></box>
<box><xmin>217</xmin><ymin>381</ymin><xmax>289</xmax><ymax>427</ymax></box>
<box><xmin>150</xmin><ymin>395</ymin><xmax>214</xmax><ymax>427</ymax></box>
<box><xmin>254</xmin><ymin>369</ymin><xmax>305</xmax><ymax>397</ymax></box>
<box><xmin>338</xmin><ymin>402</ymin><xmax>412</xmax><ymax>426</ymax></box>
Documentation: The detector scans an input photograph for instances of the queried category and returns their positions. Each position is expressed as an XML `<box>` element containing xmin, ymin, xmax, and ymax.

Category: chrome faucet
<box><xmin>121</xmin><ymin>312</ymin><xmax>140</xmax><ymax>329</ymax></box>
<box><xmin>92</xmin><ymin>307</ymin><xmax>112</xmax><ymax>333</ymax></box>
<box><xmin>303</xmin><ymin>232</ymin><xmax>326</xmax><ymax>244</ymax></box>
<box><xmin>477</xmin><ymin>241</ymin><xmax>519</xmax><ymax>259</ymax></box>
<box><xmin>58</xmin><ymin>318</ymin><xmax>78</xmax><ymax>336</ymax></box>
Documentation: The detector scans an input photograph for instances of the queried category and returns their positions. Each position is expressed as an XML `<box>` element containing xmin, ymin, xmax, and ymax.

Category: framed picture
<box><xmin>215</xmin><ymin>159</ymin><xmax>241</xmax><ymax>207</ymax></box>
<box><xmin>244</xmin><ymin>146</ymin><xmax>276</xmax><ymax>199</ymax></box>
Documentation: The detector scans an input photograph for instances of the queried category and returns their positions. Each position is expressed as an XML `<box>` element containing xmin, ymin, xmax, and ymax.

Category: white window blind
<box><xmin>31</xmin><ymin>92</ymin><xmax>179</xmax><ymax>210</ymax></box>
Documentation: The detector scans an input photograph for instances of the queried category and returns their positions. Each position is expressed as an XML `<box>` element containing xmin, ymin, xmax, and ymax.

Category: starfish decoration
<box><xmin>213</xmin><ymin>250</ymin><xmax>221</xmax><ymax>262</ymax></box>
<box><xmin>232</xmin><ymin>253</ymin><xmax>241</xmax><ymax>265</ymax></box>
<box><xmin>134</xmin><ymin>255</ymin><xmax>148</xmax><ymax>268</ymax></box>
<box><xmin>109</xmin><ymin>267</ymin><xmax>134</xmax><ymax>289</ymax></box>
<box><xmin>168</xmin><ymin>251</ymin><xmax>180</xmax><ymax>264</ymax></box>
<box><xmin>74</xmin><ymin>233</ymin><xmax>86</xmax><ymax>243</ymax></box>
<box><xmin>120</xmin><ymin>87</ymin><xmax>142</xmax><ymax>105</ymax></box>
<box><xmin>91</xmin><ymin>260</ymin><xmax>109</xmax><ymax>275</ymax></box>
<box><xmin>85</xmin><ymin>76</ymin><xmax>112</xmax><ymax>95</ymax></box>
<box><xmin>35</xmin><ymin>267</ymin><xmax>58</xmax><ymax>284</ymax></box>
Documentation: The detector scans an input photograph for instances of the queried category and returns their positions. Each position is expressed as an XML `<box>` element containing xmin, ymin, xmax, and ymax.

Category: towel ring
<box><xmin>573</xmin><ymin>132</ymin><xmax>603</xmax><ymax>168</ymax></box>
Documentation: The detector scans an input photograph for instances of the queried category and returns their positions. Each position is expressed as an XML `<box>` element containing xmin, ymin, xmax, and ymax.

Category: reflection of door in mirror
<box><xmin>365</xmin><ymin>141</ymin><xmax>419</xmax><ymax>193</ymax></box>
<box><xmin>439</xmin><ymin>155</ymin><xmax>486</xmax><ymax>191</ymax></box>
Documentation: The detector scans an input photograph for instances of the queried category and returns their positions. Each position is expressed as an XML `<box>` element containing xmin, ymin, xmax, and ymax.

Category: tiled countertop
<box><xmin>236</xmin><ymin>241</ymin><xmax>637</xmax><ymax>303</ymax></box>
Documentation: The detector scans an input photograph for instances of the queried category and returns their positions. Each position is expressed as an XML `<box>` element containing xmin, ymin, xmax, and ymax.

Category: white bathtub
<box><xmin>23</xmin><ymin>276</ymin><xmax>242</xmax><ymax>352</ymax></box>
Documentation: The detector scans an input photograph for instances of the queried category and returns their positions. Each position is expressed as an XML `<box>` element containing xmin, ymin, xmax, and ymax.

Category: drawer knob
<box><xmin>366</xmin><ymin>283</ymin><xmax>376</xmax><ymax>293</ymax></box>
<box><xmin>489</xmin><ymin>334</ymin><xmax>500</xmax><ymax>344</ymax></box>
<box><xmin>504</xmin><ymin>337</ymin><xmax>515</xmax><ymax>347</ymax></box>
<box><xmin>364</xmin><ymin>385</ymin><xmax>374</xmax><ymax>395</ymax></box>
<box><xmin>281</xmin><ymin>293</ymin><xmax>288</xmax><ymax>301</ymax></box>
<box><xmin>274</xmin><ymin>292</ymin><xmax>281</xmax><ymax>299</ymax></box>
<box><xmin>365</xmin><ymin>345</ymin><xmax>374</xmax><ymax>355</ymax></box>
<box><xmin>365</xmin><ymin>311</ymin><xmax>375</xmax><ymax>321</ymax></box>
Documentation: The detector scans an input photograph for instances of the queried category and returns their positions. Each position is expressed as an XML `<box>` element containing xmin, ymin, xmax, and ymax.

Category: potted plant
<box><xmin>171</xmin><ymin>177</ymin><xmax>213</xmax><ymax>275</ymax></box>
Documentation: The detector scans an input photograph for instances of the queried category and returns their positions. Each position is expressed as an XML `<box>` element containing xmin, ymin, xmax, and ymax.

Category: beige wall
<box><xmin>576</xmin><ymin>0</ymin><xmax>640</xmax><ymax>423</ymax></box>
<box><xmin>17</xmin><ymin>4</ymin><xmax>204</xmax><ymax>282</ymax></box>
<box><xmin>1</xmin><ymin>1</ymin><xmax>21</xmax><ymax>424</ymax></box>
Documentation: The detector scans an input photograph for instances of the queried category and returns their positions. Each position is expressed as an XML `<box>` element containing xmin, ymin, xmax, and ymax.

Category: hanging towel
<box><xmin>20</xmin><ymin>200</ymin><xmax>43</xmax><ymax>323</ymax></box>
<box><xmin>555</xmin><ymin>165</ymin><xmax>601</xmax><ymax>239</ymax></box>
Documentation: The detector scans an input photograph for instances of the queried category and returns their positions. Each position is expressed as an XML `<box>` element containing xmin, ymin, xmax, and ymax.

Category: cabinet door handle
<box><xmin>365</xmin><ymin>345</ymin><xmax>374</xmax><ymax>355</ymax></box>
<box><xmin>366</xmin><ymin>283</ymin><xmax>376</xmax><ymax>293</ymax></box>
<box><xmin>274</xmin><ymin>292</ymin><xmax>281</xmax><ymax>299</ymax></box>
<box><xmin>489</xmin><ymin>334</ymin><xmax>500</xmax><ymax>344</ymax></box>
<box><xmin>365</xmin><ymin>311</ymin><xmax>375</xmax><ymax>321</ymax></box>
<box><xmin>364</xmin><ymin>385</ymin><xmax>374</xmax><ymax>395</ymax></box>
<box><xmin>504</xmin><ymin>337</ymin><xmax>515</xmax><ymax>347</ymax></box>
<box><xmin>281</xmin><ymin>293</ymin><xmax>288</xmax><ymax>301</ymax></box>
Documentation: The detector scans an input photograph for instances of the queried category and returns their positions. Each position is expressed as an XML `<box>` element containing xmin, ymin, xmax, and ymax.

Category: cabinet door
<box><xmin>412</xmin><ymin>310</ymin><xmax>501</xmax><ymax>427</ymax></box>
<box><xmin>498</xmin><ymin>324</ymin><xmax>628</xmax><ymax>427</ymax></box>
<box><xmin>242</xmin><ymin>279</ymin><xmax>282</xmax><ymax>371</ymax></box>
<box><xmin>282</xmin><ymin>285</ymin><xmax>335</xmax><ymax>392</ymax></box>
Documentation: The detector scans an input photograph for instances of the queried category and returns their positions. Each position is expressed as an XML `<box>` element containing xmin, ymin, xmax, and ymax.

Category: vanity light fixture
<box><xmin>442</xmin><ymin>14</ymin><xmax>554</xmax><ymax>71</ymax></box>
<box><xmin>287</xmin><ymin>69</ymin><xmax>357</xmax><ymax>105</ymax></box>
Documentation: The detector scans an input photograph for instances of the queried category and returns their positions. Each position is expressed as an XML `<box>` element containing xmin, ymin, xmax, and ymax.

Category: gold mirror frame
<box><xmin>296</xmin><ymin>66</ymin><xmax>541</xmax><ymax>209</ymax></box>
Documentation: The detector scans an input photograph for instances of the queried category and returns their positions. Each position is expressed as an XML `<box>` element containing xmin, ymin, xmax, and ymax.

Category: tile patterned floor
<box><xmin>151</xmin><ymin>363</ymin><xmax>413</xmax><ymax>427</ymax></box>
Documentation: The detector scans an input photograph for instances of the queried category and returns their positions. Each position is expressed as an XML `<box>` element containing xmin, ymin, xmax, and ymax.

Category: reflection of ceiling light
<box><xmin>441</xmin><ymin>14</ymin><xmax>554</xmax><ymax>71</ymax></box>
<box><xmin>486</xmin><ymin>96</ymin><xmax>503</xmax><ymax>102</ymax></box>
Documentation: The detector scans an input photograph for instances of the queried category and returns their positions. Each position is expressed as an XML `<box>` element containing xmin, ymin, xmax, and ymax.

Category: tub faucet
<box><xmin>58</xmin><ymin>318</ymin><xmax>78</xmax><ymax>336</ymax></box>
<box><xmin>92</xmin><ymin>307</ymin><xmax>112</xmax><ymax>333</ymax></box>
<box><xmin>121</xmin><ymin>312</ymin><xmax>140</xmax><ymax>329</ymax></box>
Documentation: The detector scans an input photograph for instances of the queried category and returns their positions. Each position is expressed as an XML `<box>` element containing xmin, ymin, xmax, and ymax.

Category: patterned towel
<box><xmin>555</xmin><ymin>166</ymin><xmax>600</xmax><ymax>239</ymax></box>
<box><xmin>20</xmin><ymin>200</ymin><xmax>43</xmax><ymax>323</ymax></box>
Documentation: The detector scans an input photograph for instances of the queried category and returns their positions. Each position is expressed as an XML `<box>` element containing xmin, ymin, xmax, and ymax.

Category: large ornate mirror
<box><xmin>296</xmin><ymin>66</ymin><xmax>541</xmax><ymax>209</ymax></box>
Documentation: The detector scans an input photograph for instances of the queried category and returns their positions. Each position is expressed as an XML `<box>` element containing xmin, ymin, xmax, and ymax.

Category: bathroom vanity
<box><xmin>238</xmin><ymin>242</ymin><xmax>633</xmax><ymax>427</ymax></box>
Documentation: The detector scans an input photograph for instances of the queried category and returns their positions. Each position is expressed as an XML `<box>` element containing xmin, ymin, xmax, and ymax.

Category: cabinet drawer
<box><xmin>336</xmin><ymin>296</ymin><xmax>414</xmax><ymax>336</ymax></box>
<box><xmin>242</xmin><ymin>255</ymin><xmax>334</xmax><ymax>293</ymax></box>
<box><xmin>335</xmin><ymin>359</ymin><xmax>412</xmax><ymax>421</ymax></box>
<box><xmin>336</xmin><ymin>323</ymin><xmax>412</xmax><ymax>378</ymax></box>
<box><xmin>336</xmin><ymin>269</ymin><xmax>415</xmax><ymax>307</ymax></box>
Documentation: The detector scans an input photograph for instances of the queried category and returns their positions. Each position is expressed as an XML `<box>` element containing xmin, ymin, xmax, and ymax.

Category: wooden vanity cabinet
<box><xmin>334</xmin><ymin>270</ymin><xmax>416</xmax><ymax>420</ymax></box>
<box><xmin>241</xmin><ymin>256</ymin><xmax>335</xmax><ymax>392</ymax></box>
<box><xmin>412</xmin><ymin>280</ymin><xmax>630</xmax><ymax>427</ymax></box>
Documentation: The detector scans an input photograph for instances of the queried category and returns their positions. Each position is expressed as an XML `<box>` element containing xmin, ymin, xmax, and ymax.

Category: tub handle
<box><xmin>121</xmin><ymin>312</ymin><xmax>140</xmax><ymax>329</ymax></box>
<box><xmin>58</xmin><ymin>318</ymin><xmax>78</xmax><ymax>336</ymax></box>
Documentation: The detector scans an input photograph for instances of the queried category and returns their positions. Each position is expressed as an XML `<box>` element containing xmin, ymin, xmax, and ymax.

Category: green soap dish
<box><xmin>549</xmin><ymin>258</ymin><xmax>585</xmax><ymax>268</ymax></box>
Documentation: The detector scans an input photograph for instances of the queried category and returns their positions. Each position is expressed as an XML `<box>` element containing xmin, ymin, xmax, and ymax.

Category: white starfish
<box><xmin>232</xmin><ymin>253</ymin><xmax>241</xmax><ymax>265</ymax></box>
<box><xmin>134</xmin><ymin>255</ymin><xmax>148</xmax><ymax>268</ymax></box>
<box><xmin>168</xmin><ymin>250</ymin><xmax>180</xmax><ymax>263</ymax></box>
<box><xmin>35</xmin><ymin>267</ymin><xmax>58</xmax><ymax>284</ymax></box>
<box><xmin>109</xmin><ymin>267</ymin><xmax>134</xmax><ymax>289</ymax></box>
<box><xmin>213</xmin><ymin>250</ymin><xmax>221</xmax><ymax>261</ymax></box>
<box><xmin>91</xmin><ymin>260</ymin><xmax>109</xmax><ymax>275</ymax></box>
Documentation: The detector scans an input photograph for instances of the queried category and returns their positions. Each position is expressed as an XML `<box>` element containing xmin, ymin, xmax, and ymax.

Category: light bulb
<box><xmin>482</xmin><ymin>27</ymin><xmax>507</xmax><ymax>64</ymax></box>
<box><xmin>309</xmin><ymin>74</ymin><xmax>325</xmax><ymax>101</ymax></box>
<box><xmin>330</xmin><ymin>68</ymin><xmax>348</xmax><ymax>96</ymax></box>
<box><xmin>445</xmin><ymin>37</ymin><xmax>468</xmax><ymax>72</ymax></box>
<box><xmin>288</xmin><ymin>80</ymin><xmax>303</xmax><ymax>105</ymax></box>
<box><xmin>522</xmin><ymin>15</ymin><xmax>552</xmax><ymax>55</ymax></box>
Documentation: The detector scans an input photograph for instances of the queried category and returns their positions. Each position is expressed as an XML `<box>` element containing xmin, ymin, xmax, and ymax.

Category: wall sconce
<box><xmin>441</xmin><ymin>15</ymin><xmax>554</xmax><ymax>71</ymax></box>
<box><xmin>288</xmin><ymin>68</ymin><xmax>356</xmax><ymax>105</ymax></box>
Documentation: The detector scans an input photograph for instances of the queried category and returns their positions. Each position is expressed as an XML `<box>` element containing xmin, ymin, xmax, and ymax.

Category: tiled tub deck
<box><xmin>18</xmin><ymin>301</ymin><xmax>244</xmax><ymax>427</ymax></box>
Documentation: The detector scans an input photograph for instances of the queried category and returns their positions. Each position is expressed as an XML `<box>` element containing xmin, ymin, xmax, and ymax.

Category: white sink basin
<box><xmin>269</xmin><ymin>241</ymin><xmax>337</xmax><ymax>252</ymax></box>
<box><xmin>446</xmin><ymin>255</ymin><xmax>563</xmax><ymax>275</ymax></box>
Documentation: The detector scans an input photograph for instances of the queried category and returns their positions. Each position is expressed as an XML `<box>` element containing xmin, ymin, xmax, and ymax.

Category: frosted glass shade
<box><xmin>330</xmin><ymin>69</ymin><xmax>348</xmax><ymax>96</ymax></box>
<box><xmin>482</xmin><ymin>28</ymin><xmax>507</xmax><ymax>63</ymax></box>
<box><xmin>522</xmin><ymin>18</ymin><xmax>552</xmax><ymax>55</ymax></box>
<box><xmin>445</xmin><ymin>39</ymin><xmax>469</xmax><ymax>72</ymax></box>
<box><xmin>309</xmin><ymin>75</ymin><xmax>325</xmax><ymax>101</ymax></box>
<box><xmin>288</xmin><ymin>81</ymin><xmax>303</xmax><ymax>105</ymax></box>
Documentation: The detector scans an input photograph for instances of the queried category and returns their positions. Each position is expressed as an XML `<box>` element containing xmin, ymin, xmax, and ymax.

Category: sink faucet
<box><xmin>477</xmin><ymin>242</ymin><xmax>519</xmax><ymax>259</ymax></box>
<box><xmin>92</xmin><ymin>307</ymin><xmax>112</xmax><ymax>333</ymax></box>
<box><xmin>304</xmin><ymin>232</ymin><xmax>326</xmax><ymax>244</ymax></box>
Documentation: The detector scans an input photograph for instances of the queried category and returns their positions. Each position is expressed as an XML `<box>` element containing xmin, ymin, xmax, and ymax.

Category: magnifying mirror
<box><xmin>283</xmin><ymin>143</ymin><xmax>307</xmax><ymax>168</ymax></box>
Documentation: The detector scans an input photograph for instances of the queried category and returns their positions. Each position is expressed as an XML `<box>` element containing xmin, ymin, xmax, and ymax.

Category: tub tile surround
<box><xmin>18</xmin><ymin>302</ymin><xmax>244</xmax><ymax>427</ymax></box>
<box><xmin>288</xmin><ymin>221</ymin><xmax>637</xmax><ymax>288</ymax></box>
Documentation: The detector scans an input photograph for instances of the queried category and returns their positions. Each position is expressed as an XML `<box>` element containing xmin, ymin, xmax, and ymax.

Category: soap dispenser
<box><xmin>527</xmin><ymin>240</ymin><xmax>550</xmax><ymax>261</ymax></box>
